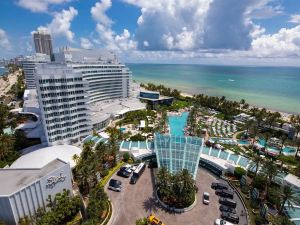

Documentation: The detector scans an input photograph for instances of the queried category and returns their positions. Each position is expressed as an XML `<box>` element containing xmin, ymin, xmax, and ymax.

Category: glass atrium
<box><xmin>154</xmin><ymin>133</ymin><xmax>203</xmax><ymax>179</ymax></box>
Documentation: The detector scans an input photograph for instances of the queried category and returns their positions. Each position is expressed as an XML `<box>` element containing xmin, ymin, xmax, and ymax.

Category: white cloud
<box><xmin>0</xmin><ymin>29</ymin><xmax>11</xmax><ymax>50</ymax></box>
<box><xmin>123</xmin><ymin>0</ymin><xmax>281</xmax><ymax>51</ymax></box>
<box><xmin>289</xmin><ymin>14</ymin><xmax>300</xmax><ymax>24</ymax></box>
<box><xmin>80</xmin><ymin>38</ymin><xmax>93</xmax><ymax>49</ymax></box>
<box><xmin>34</xmin><ymin>7</ymin><xmax>78</xmax><ymax>42</ymax></box>
<box><xmin>91</xmin><ymin>0</ymin><xmax>113</xmax><ymax>26</ymax></box>
<box><xmin>17</xmin><ymin>0</ymin><xmax>71</xmax><ymax>13</ymax></box>
<box><xmin>251</xmin><ymin>25</ymin><xmax>300</xmax><ymax>58</ymax></box>
<box><xmin>91</xmin><ymin>0</ymin><xmax>137</xmax><ymax>52</ymax></box>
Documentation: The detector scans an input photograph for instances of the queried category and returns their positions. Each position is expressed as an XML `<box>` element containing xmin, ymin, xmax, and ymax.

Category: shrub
<box><xmin>241</xmin><ymin>185</ymin><xmax>249</xmax><ymax>194</ymax></box>
<box><xmin>250</xmin><ymin>199</ymin><xmax>260</xmax><ymax>209</ymax></box>
<box><xmin>123</xmin><ymin>152</ymin><xmax>130</xmax><ymax>162</ymax></box>
<box><xmin>136</xmin><ymin>218</ymin><xmax>148</xmax><ymax>225</ymax></box>
<box><xmin>255</xmin><ymin>215</ymin><xmax>265</xmax><ymax>225</ymax></box>
<box><xmin>234</xmin><ymin>167</ymin><xmax>246</xmax><ymax>179</ymax></box>
<box><xmin>253</xmin><ymin>175</ymin><xmax>266</xmax><ymax>191</ymax></box>
<box><xmin>101</xmin><ymin>169</ymin><xmax>109</xmax><ymax>177</ymax></box>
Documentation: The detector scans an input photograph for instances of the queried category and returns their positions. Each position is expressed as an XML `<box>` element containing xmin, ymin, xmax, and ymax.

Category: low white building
<box><xmin>0</xmin><ymin>159</ymin><xmax>73</xmax><ymax>225</ymax></box>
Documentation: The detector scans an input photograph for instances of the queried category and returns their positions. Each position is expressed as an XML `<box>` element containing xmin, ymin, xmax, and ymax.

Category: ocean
<box><xmin>0</xmin><ymin>67</ymin><xmax>7</xmax><ymax>76</ymax></box>
<box><xmin>128</xmin><ymin>64</ymin><xmax>300</xmax><ymax>114</ymax></box>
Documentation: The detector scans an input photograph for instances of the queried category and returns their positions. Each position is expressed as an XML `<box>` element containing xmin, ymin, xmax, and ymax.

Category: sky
<box><xmin>0</xmin><ymin>0</ymin><xmax>300</xmax><ymax>66</ymax></box>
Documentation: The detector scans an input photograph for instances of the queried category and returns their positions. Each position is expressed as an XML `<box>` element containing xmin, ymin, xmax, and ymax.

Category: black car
<box><xmin>216</xmin><ymin>190</ymin><xmax>234</xmax><ymax>199</ymax></box>
<box><xmin>219</xmin><ymin>198</ymin><xmax>237</xmax><ymax>208</ymax></box>
<box><xmin>117</xmin><ymin>169</ymin><xmax>131</xmax><ymax>178</ymax></box>
<box><xmin>211</xmin><ymin>182</ymin><xmax>229</xmax><ymax>190</ymax></box>
<box><xmin>108</xmin><ymin>179</ymin><xmax>122</xmax><ymax>192</ymax></box>
<box><xmin>219</xmin><ymin>205</ymin><xmax>237</xmax><ymax>214</ymax></box>
<box><xmin>221</xmin><ymin>212</ymin><xmax>239</xmax><ymax>224</ymax></box>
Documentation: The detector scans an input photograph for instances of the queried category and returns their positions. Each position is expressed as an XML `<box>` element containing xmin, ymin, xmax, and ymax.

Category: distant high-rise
<box><xmin>33</xmin><ymin>31</ymin><xmax>53</xmax><ymax>56</ymax></box>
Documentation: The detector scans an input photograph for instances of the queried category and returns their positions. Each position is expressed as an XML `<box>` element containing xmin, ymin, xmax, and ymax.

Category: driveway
<box><xmin>106</xmin><ymin>167</ymin><xmax>247</xmax><ymax>225</ymax></box>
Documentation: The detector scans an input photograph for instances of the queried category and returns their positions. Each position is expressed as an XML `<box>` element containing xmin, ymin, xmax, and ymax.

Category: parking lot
<box><xmin>106</xmin><ymin>167</ymin><xmax>247</xmax><ymax>225</ymax></box>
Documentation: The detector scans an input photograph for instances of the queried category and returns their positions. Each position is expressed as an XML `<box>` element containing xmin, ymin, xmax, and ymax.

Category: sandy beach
<box><xmin>0</xmin><ymin>71</ymin><xmax>18</xmax><ymax>96</ymax></box>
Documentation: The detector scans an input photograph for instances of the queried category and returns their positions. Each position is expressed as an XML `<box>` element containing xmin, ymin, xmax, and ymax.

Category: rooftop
<box><xmin>284</xmin><ymin>173</ymin><xmax>300</xmax><ymax>188</ymax></box>
<box><xmin>10</xmin><ymin>145</ymin><xmax>82</xmax><ymax>169</ymax></box>
<box><xmin>0</xmin><ymin>159</ymin><xmax>67</xmax><ymax>196</ymax></box>
<box><xmin>90</xmin><ymin>98</ymin><xmax>146</xmax><ymax>125</ymax></box>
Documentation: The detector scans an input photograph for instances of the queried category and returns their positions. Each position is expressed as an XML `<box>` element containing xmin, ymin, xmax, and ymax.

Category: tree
<box><xmin>86</xmin><ymin>186</ymin><xmax>108</xmax><ymax>223</ymax></box>
<box><xmin>35</xmin><ymin>190</ymin><xmax>81</xmax><ymax>225</ymax></box>
<box><xmin>136</xmin><ymin>218</ymin><xmax>148</xmax><ymax>225</ymax></box>
<box><xmin>234</xmin><ymin>167</ymin><xmax>246</xmax><ymax>180</ymax></box>
<box><xmin>279</xmin><ymin>185</ymin><xmax>299</xmax><ymax>215</ymax></box>
<box><xmin>123</xmin><ymin>152</ymin><xmax>130</xmax><ymax>162</ymax></box>
<box><xmin>248</xmin><ymin>152</ymin><xmax>264</xmax><ymax>185</ymax></box>
<box><xmin>262</xmin><ymin>160</ymin><xmax>278</xmax><ymax>200</ymax></box>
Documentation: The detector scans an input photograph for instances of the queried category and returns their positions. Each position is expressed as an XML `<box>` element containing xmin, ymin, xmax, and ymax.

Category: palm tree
<box><xmin>279</xmin><ymin>133</ymin><xmax>289</xmax><ymax>156</ymax></box>
<box><xmin>279</xmin><ymin>185</ymin><xmax>299</xmax><ymax>215</ymax></box>
<box><xmin>156</xmin><ymin>167</ymin><xmax>174</xmax><ymax>203</ymax></box>
<box><xmin>248</xmin><ymin>152</ymin><xmax>264</xmax><ymax>186</ymax></box>
<box><xmin>72</xmin><ymin>154</ymin><xmax>79</xmax><ymax>165</ymax></box>
<box><xmin>262</xmin><ymin>159</ymin><xmax>278</xmax><ymax>200</ymax></box>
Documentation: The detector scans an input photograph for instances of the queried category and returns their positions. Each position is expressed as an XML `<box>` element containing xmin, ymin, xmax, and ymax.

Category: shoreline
<box><xmin>134</xmin><ymin>81</ymin><xmax>295</xmax><ymax>120</ymax></box>
<box><xmin>181</xmin><ymin>91</ymin><xmax>294</xmax><ymax>120</ymax></box>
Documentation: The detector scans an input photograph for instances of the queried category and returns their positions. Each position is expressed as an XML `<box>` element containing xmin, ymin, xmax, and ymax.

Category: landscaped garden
<box><xmin>155</xmin><ymin>167</ymin><xmax>197</xmax><ymax>209</ymax></box>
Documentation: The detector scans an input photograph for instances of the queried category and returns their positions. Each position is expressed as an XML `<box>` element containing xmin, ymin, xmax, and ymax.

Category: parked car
<box><xmin>219</xmin><ymin>205</ymin><xmax>237</xmax><ymax>214</ymax></box>
<box><xmin>214</xmin><ymin>219</ymin><xmax>235</xmax><ymax>225</ymax></box>
<box><xmin>108</xmin><ymin>179</ymin><xmax>122</xmax><ymax>192</ymax></box>
<box><xmin>117</xmin><ymin>169</ymin><xmax>131</xmax><ymax>178</ymax></box>
<box><xmin>221</xmin><ymin>212</ymin><xmax>239</xmax><ymax>224</ymax></box>
<box><xmin>203</xmin><ymin>192</ymin><xmax>210</xmax><ymax>204</ymax></box>
<box><xmin>148</xmin><ymin>214</ymin><xmax>165</xmax><ymax>225</ymax></box>
<box><xmin>121</xmin><ymin>164</ymin><xmax>133</xmax><ymax>173</ymax></box>
<box><xmin>211</xmin><ymin>182</ymin><xmax>229</xmax><ymax>190</ymax></box>
<box><xmin>216</xmin><ymin>190</ymin><xmax>234</xmax><ymax>199</ymax></box>
<box><xmin>219</xmin><ymin>198</ymin><xmax>237</xmax><ymax>208</ymax></box>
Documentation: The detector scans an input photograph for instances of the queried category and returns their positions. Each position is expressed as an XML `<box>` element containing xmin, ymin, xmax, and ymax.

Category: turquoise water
<box><xmin>258</xmin><ymin>139</ymin><xmax>296</xmax><ymax>155</ymax></box>
<box><xmin>0</xmin><ymin>67</ymin><xmax>7</xmax><ymax>75</ymax></box>
<box><xmin>129</xmin><ymin>64</ymin><xmax>300</xmax><ymax>114</ymax></box>
<box><xmin>168</xmin><ymin>112</ymin><xmax>189</xmax><ymax>136</ymax></box>
<box><xmin>285</xmin><ymin>206</ymin><xmax>300</xmax><ymax>224</ymax></box>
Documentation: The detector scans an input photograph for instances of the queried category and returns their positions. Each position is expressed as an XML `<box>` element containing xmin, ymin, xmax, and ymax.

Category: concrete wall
<box><xmin>0</xmin><ymin>163</ymin><xmax>73</xmax><ymax>225</ymax></box>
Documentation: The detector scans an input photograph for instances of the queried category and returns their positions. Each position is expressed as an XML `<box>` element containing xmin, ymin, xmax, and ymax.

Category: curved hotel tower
<box><xmin>35</xmin><ymin>63</ymin><xmax>92</xmax><ymax>145</ymax></box>
<box><xmin>54</xmin><ymin>48</ymin><xmax>131</xmax><ymax>103</ymax></box>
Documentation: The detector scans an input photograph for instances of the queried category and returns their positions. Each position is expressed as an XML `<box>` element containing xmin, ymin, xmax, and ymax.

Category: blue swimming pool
<box><xmin>168</xmin><ymin>112</ymin><xmax>189</xmax><ymax>136</ymax></box>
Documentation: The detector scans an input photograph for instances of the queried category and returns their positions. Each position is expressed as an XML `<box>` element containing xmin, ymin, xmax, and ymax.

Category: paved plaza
<box><xmin>106</xmin><ymin>167</ymin><xmax>247</xmax><ymax>225</ymax></box>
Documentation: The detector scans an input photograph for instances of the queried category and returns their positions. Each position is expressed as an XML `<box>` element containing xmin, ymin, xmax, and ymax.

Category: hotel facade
<box><xmin>54</xmin><ymin>48</ymin><xmax>132</xmax><ymax>103</ymax></box>
<box><xmin>35</xmin><ymin>63</ymin><xmax>92</xmax><ymax>146</ymax></box>
<box><xmin>22</xmin><ymin>53</ymin><xmax>50</xmax><ymax>89</ymax></box>
<box><xmin>0</xmin><ymin>159</ymin><xmax>73</xmax><ymax>225</ymax></box>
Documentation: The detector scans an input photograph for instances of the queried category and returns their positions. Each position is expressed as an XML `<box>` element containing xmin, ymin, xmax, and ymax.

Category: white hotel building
<box><xmin>35</xmin><ymin>63</ymin><xmax>92</xmax><ymax>146</ymax></box>
<box><xmin>54</xmin><ymin>48</ymin><xmax>132</xmax><ymax>103</ymax></box>
<box><xmin>0</xmin><ymin>159</ymin><xmax>73</xmax><ymax>225</ymax></box>
<box><xmin>22</xmin><ymin>53</ymin><xmax>50</xmax><ymax>89</ymax></box>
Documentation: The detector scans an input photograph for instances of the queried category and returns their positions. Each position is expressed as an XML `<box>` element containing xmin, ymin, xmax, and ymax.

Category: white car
<box><xmin>122</xmin><ymin>164</ymin><xmax>133</xmax><ymax>173</ymax></box>
<box><xmin>203</xmin><ymin>192</ymin><xmax>210</xmax><ymax>204</ymax></box>
<box><xmin>214</xmin><ymin>219</ymin><xmax>234</xmax><ymax>225</ymax></box>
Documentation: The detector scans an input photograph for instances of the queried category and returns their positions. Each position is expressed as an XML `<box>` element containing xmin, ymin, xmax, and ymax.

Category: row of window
<box><xmin>45</xmin><ymin>113</ymin><xmax>87</xmax><ymax>124</ymax></box>
<box><xmin>73</xmin><ymin>65</ymin><xmax>124</xmax><ymax>69</ymax></box>
<box><xmin>48</xmin><ymin>129</ymin><xmax>90</xmax><ymax>142</ymax></box>
<box><xmin>39</xmin><ymin>78</ymin><xmax>82</xmax><ymax>84</ymax></box>
<box><xmin>48</xmin><ymin>124</ymin><xmax>90</xmax><ymax>137</ymax></box>
<box><xmin>42</xmin><ymin>96</ymin><xmax>84</xmax><ymax>105</ymax></box>
<box><xmin>45</xmin><ymin>109</ymin><xmax>87</xmax><ymax>120</ymax></box>
<box><xmin>41</xmin><ymin>90</ymin><xmax>84</xmax><ymax>98</ymax></box>
<box><xmin>82</xmin><ymin>69</ymin><xmax>123</xmax><ymax>74</ymax></box>
<box><xmin>43</xmin><ymin>102</ymin><xmax>86</xmax><ymax>111</ymax></box>
<box><xmin>40</xmin><ymin>84</ymin><xmax>84</xmax><ymax>91</ymax></box>
<box><xmin>47</xmin><ymin>119</ymin><xmax>88</xmax><ymax>130</ymax></box>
